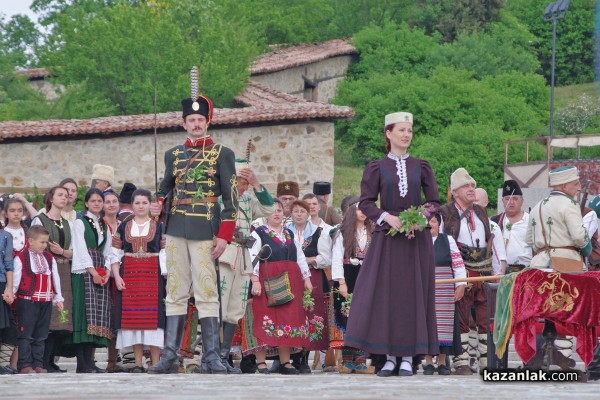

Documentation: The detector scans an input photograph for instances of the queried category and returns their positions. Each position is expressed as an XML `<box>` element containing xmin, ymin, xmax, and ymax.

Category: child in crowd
<box><xmin>13</xmin><ymin>226</ymin><xmax>64</xmax><ymax>374</ymax></box>
<box><xmin>0</xmin><ymin>224</ymin><xmax>17</xmax><ymax>374</ymax></box>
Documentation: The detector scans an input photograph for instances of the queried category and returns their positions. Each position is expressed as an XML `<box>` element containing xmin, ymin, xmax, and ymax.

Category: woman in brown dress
<box><xmin>344</xmin><ymin>112</ymin><xmax>440</xmax><ymax>377</ymax></box>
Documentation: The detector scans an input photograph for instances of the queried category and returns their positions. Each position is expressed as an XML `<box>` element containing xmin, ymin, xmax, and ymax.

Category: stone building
<box><xmin>250</xmin><ymin>39</ymin><xmax>357</xmax><ymax>102</ymax></box>
<box><xmin>0</xmin><ymin>40</ymin><xmax>358</xmax><ymax>195</ymax></box>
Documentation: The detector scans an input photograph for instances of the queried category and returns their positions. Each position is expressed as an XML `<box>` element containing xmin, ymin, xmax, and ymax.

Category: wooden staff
<box><xmin>436</xmin><ymin>275</ymin><xmax>502</xmax><ymax>284</ymax></box>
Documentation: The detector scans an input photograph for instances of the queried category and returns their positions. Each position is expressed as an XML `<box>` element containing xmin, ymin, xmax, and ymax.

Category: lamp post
<box><xmin>544</xmin><ymin>0</ymin><xmax>570</xmax><ymax>137</ymax></box>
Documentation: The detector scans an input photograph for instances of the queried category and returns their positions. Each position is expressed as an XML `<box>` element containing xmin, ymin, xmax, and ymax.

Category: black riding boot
<box><xmin>220</xmin><ymin>322</ymin><xmax>242</xmax><ymax>374</ymax></box>
<box><xmin>588</xmin><ymin>340</ymin><xmax>600</xmax><ymax>381</ymax></box>
<box><xmin>76</xmin><ymin>345</ymin><xmax>94</xmax><ymax>373</ymax></box>
<box><xmin>148</xmin><ymin>315</ymin><xmax>186</xmax><ymax>374</ymax></box>
<box><xmin>199</xmin><ymin>317</ymin><xmax>227</xmax><ymax>374</ymax></box>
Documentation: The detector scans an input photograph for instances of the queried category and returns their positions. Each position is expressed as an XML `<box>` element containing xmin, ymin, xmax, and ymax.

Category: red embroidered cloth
<box><xmin>511</xmin><ymin>269</ymin><xmax>600</xmax><ymax>366</ymax></box>
<box><xmin>120</xmin><ymin>255</ymin><xmax>159</xmax><ymax>330</ymax></box>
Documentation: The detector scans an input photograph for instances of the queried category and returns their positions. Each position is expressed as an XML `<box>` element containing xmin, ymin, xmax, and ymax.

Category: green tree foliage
<box><xmin>428</xmin><ymin>0</ymin><xmax>503</xmax><ymax>42</ymax></box>
<box><xmin>411</xmin><ymin>123</ymin><xmax>512</xmax><ymax>201</ymax></box>
<box><xmin>0</xmin><ymin>13</ymin><xmax>48</xmax><ymax>120</ymax></box>
<box><xmin>334</xmin><ymin>22</ymin><xmax>549</xmax><ymax>204</ymax></box>
<box><xmin>235</xmin><ymin>0</ymin><xmax>335</xmax><ymax>45</ymax></box>
<box><xmin>0</xmin><ymin>14</ymin><xmax>40</xmax><ymax>68</ymax></box>
<box><xmin>35</xmin><ymin>0</ymin><xmax>259</xmax><ymax>116</ymax></box>
<box><xmin>506</xmin><ymin>0</ymin><xmax>595</xmax><ymax>85</ymax></box>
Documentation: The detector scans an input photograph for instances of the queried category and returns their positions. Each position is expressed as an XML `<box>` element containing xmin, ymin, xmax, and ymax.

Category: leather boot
<box><xmin>199</xmin><ymin>317</ymin><xmax>227</xmax><ymax>374</ymax></box>
<box><xmin>148</xmin><ymin>315</ymin><xmax>186</xmax><ymax>374</ymax></box>
<box><xmin>76</xmin><ymin>345</ymin><xmax>94</xmax><ymax>373</ymax></box>
<box><xmin>588</xmin><ymin>340</ymin><xmax>600</xmax><ymax>381</ymax></box>
<box><xmin>220</xmin><ymin>322</ymin><xmax>242</xmax><ymax>374</ymax></box>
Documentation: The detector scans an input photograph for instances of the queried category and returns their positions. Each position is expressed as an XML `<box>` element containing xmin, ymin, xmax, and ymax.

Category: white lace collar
<box><xmin>387</xmin><ymin>152</ymin><xmax>409</xmax><ymax>198</ymax></box>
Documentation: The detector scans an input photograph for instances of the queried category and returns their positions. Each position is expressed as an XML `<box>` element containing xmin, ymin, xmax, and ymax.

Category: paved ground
<box><xmin>1</xmin><ymin>369</ymin><xmax>599</xmax><ymax>400</ymax></box>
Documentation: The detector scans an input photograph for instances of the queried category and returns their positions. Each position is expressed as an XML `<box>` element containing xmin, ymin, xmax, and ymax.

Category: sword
<box><xmin>252</xmin><ymin>245</ymin><xmax>272</xmax><ymax>268</ymax></box>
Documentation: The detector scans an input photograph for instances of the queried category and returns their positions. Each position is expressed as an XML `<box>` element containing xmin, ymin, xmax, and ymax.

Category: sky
<box><xmin>0</xmin><ymin>0</ymin><xmax>38</xmax><ymax>22</ymax></box>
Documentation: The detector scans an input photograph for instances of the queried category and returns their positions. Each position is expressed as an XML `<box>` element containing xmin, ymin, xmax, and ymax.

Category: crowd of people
<box><xmin>1</xmin><ymin>74</ymin><xmax>599</xmax><ymax>378</ymax></box>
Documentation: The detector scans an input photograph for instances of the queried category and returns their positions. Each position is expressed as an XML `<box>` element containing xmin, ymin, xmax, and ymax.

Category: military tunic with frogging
<box><xmin>157</xmin><ymin>140</ymin><xmax>238</xmax><ymax>318</ymax></box>
<box><xmin>158</xmin><ymin>143</ymin><xmax>238</xmax><ymax>241</ymax></box>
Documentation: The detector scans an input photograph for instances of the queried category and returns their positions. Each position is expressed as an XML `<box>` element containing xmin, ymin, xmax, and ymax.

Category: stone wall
<box><xmin>0</xmin><ymin>121</ymin><xmax>334</xmax><ymax>196</ymax></box>
<box><xmin>251</xmin><ymin>55</ymin><xmax>355</xmax><ymax>103</ymax></box>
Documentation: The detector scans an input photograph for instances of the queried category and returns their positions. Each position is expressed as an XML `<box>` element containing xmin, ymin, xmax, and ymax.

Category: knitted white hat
<box><xmin>91</xmin><ymin>164</ymin><xmax>114</xmax><ymax>183</ymax></box>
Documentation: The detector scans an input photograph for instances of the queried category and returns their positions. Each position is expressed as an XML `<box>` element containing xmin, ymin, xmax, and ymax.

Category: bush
<box><xmin>555</xmin><ymin>94</ymin><xmax>600</xmax><ymax>134</ymax></box>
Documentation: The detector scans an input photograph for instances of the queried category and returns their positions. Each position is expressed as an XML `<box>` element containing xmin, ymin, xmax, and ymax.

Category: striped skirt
<box><xmin>434</xmin><ymin>265</ymin><xmax>455</xmax><ymax>347</ymax></box>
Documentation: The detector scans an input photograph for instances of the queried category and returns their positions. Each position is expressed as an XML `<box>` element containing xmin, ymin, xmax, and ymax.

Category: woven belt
<box><xmin>534</xmin><ymin>245</ymin><xmax>579</xmax><ymax>256</ymax></box>
<box><xmin>124</xmin><ymin>252</ymin><xmax>160</xmax><ymax>258</ymax></box>
<box><xmin>464</xmin><ymin>258</ymin><xmax>493</xmax><ymax>276</ymax></box>
<box><xmin>172</xmin><ymin>197</ymin><xmax>218</xmax><ymax>206</ymax></box>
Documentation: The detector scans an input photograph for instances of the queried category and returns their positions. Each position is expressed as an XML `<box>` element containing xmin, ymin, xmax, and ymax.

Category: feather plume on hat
<box><xmin>182</xmin><ymin>65</ymin><xmax>214</xmax><ymax>121</ymax></box>
<box><xmin>190</xmin><ymin>66</ymin><xmax>199</xmax><ymax>110</ymax></box>
<box><xmin>235</xmin><ymin>139</ymin><xmax>253</xmax><ymax>173</ymax></box>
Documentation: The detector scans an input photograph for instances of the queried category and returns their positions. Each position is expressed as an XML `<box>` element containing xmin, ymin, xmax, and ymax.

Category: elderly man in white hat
<box><xmin>91</xmin><ymin>164</ymin><xmax>115</xmax><ymax>195</ymax></box>
<box><xmin>215</xmin><ymin>160</ymin><xmax>275</xmax><ymax>374</ymax></box>
<box><xmin>525</xmin><ymin>167</ymin><xmax>592</xmax><ymax>365</ymax></box>
<box><xmin>438</xmin><ymin>167</ymin><xmax>494</xmax><ymax>375</ymax></box>
<box><xmin>527</xmin><ymin>166</ymin><xmax>591</xmax><ymax>270</ymax></box>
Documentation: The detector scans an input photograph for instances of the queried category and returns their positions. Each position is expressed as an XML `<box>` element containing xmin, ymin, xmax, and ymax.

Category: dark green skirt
<box><xmin>67</xmin><ymin>273</ymin><xmax>109</xmax><ymax>347</ymax></box>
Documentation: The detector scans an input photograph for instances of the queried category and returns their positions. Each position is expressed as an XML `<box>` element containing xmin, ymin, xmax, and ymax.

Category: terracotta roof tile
<box><xmin>250</xmin><ymin>39</ymin><xmax>356</xmax><ymax>75</ymax></box>
<box><xmin>14</xmin><ymin>68</ymin><xmax>54</xmax><ymax>79</ymax></box>
<box><xmin>0</xmin><ymin>81</ymin><xmax>354</xmax><ymax>141</ymax></box>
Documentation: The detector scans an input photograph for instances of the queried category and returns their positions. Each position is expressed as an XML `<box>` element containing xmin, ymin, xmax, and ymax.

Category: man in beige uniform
<box><xmin>526</xmin><ymin>166</ymin><xmax>592</xmax><ymax>363</ymax></box>
<box><xmin>217</xmin><ymin>164</ymin><xmax>275</xmax><ymax>373</ymax></box>
<box><xmin>527</xmin><ymin>166</ymin><xmax>591</xmax><ymax>269</ymax></box>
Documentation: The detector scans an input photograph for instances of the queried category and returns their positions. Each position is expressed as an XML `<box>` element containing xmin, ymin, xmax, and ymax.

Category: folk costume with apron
<box><xmin>111</xmin><ymin>220</ymin><xmax>167</xmax><ymax>349</ymax></box>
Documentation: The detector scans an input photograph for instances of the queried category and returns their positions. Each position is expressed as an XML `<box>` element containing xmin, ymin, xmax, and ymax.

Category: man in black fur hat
<box><xmin>491</xmin><ymin>180</ymin><xmax>532</xmax><ymax>271</ymax></box>
<box><xmin>313</xmin><ymin>181</ymin><xmax>341</xmax><ymax>226</ymax></box>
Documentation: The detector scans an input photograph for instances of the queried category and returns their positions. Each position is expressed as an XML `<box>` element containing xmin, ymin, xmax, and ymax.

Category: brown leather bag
<box><xmin>550</xmin><ymin>257</ymin><xmax>584</xmax><ymax>273</ymax></box>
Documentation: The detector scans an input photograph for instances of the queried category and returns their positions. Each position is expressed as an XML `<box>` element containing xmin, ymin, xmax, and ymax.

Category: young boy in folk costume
<box><xmin>13</xmin><ymin>226</ymin><xmax>64</xmax><ymax>374</ymax></box>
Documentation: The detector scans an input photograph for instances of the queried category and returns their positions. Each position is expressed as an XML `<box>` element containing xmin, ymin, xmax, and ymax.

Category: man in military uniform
<box><xmin>313</xmin><ymin>182</ymin><xmax>342</xmax><ymax>227</ymax></box>
<box><xmin>439</xmin><ymin>168</ymin><xmax>494</xmax><ymax>375</ymax></box>
<box><xmin>526</xmin><ymin>166</ymin><xmax>592</xmax><ymax>367</ymax></box>
<box><xmin>217</xmin><ymin>164</ymin><xmax>275</xmax><ymax>373</ymax></box>
<box><xmin>527</xmin><ymin>166</ymin><xmax>591</xmax><ymax>269</ymax></box>
<box><xmin>491</xmin><ymin>180</ymin><xmax>532</xmax><ymax>272</ymax></box>
<box><xmin>148</xmin><ymin>77</ymin><xmax>238</xmax><ymax>374</ymax></box>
